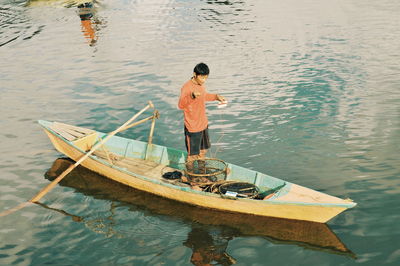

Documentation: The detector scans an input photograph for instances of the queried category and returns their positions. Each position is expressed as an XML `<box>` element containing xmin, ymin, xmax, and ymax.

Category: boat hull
<box><xmin>45</xmin><ymin>157</ymin><xmax>355</xmax><ymax>257</ymax></box>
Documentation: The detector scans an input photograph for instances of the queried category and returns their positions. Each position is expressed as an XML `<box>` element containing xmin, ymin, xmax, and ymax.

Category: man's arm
<box><xmin>178</xmin><ymin>86</ymin><xmax>195</xmax><ymax>109</ymax></box>
<box><xmin>205</xmin><ymin>93</ymin><xmax>225</xmax><ymax>102</ymax></box>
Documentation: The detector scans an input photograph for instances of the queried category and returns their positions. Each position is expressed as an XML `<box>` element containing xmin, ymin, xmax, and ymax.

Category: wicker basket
<box><xmin>185</xmin><ymin>158</ymin><xmax>227</xmax><ymax>182</ymax></box>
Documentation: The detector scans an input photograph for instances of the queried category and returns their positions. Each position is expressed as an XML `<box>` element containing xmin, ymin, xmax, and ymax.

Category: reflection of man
<box><xmin>78</xmin><ymin>1</ymin><xmax>97</xmax><ymax>46</ymax></box>
<box><xmin>184</xmin><ymin>226</ymin><xmax>236</xmax><ymax>266</ymax></box>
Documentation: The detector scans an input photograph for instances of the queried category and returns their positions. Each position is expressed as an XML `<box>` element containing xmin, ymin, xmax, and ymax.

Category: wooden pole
<box><xmin>119</xmin><ymin>114</ymin><xmax>156</xmax><ymax>132</ymax></box>
<box><xmin>101</xmin><ymin>144</ymin><xmax>113</xmax><ymax>165</ymax></box>
<box><xmin>148</xmin><ymin>110</ymin><xmax>158</xmax><ymax>145</ymax></box>
<box><xmin>0</xmin><ymin>101</ymin><xmax>153</xmax><ymax>217</ymax></box>
<box><xmin>145</xmin><ymin>110</ymin><xmax>159</xmax><ymax>160</ymax></box>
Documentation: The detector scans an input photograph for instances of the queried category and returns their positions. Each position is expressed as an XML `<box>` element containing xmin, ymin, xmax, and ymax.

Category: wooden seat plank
<box><xmin>49</xmin><ymin>124</ymin><xmax>77</xmax><ymax>141</ymax></box>
<box><xmin>57</xmin><ymin>126</ymin><xmax>86</xmax><ymax>139</ymax></box>
<box><xmin>53</xmin><ymin>122</ymin><xmax>95</xmax><ymax>135</ymax></box>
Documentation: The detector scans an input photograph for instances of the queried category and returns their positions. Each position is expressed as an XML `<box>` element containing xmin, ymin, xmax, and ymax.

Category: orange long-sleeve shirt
<box><xmin>178</xmin><ymin>80</ymin><xmax>217</xmax><ymax>132</ymax></box>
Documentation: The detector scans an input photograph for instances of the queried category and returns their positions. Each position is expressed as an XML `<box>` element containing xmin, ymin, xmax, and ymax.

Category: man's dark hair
<box><xmin>193</xmin><ymin>63</ymin><xmax>210</xmax><ymax>76</ymax></box>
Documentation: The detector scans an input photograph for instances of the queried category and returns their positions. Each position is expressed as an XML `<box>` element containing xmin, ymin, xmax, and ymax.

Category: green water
<box><xmin>1</xmin><ymin>0</ymin><xmax>400</xmax><ymax>265</ymax></box>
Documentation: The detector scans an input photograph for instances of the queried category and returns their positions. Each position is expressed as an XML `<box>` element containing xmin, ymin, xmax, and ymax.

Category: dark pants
<box><xmin>184</xmin><ymin>127</ymin><xmax>211</xmax><ymax>156</ymax></box>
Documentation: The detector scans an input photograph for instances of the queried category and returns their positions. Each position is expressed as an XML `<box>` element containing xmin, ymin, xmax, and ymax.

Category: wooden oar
<box><xmin>119</xmin><ymin>111</ymin><xmax>159</xmax><ymax>132</ymax></box>
<box><xmin>0</xmin><ymin>101</ymin><xmax>154</xmax><ymax>217</ymax></box>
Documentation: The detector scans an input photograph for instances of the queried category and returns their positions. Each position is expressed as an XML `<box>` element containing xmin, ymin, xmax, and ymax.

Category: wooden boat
<box><xmin>44</xmin><ymin>158</ymin><xmax>355</xmax><ymax>257</ymax></box>
<box><xmin>27</xmin><ymin>0</ymin><xmax>93</xmax><ymax>7</ymax></box>
<box><xmin>38</xmin><ymin>119</ymin><xmax>356</xmax><ymax>223</ymax></box>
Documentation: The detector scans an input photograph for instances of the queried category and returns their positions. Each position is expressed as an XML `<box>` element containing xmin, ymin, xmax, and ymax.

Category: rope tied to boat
<box><xmin>212</xmin><ymin>181</ymin><xmax>259</xmax><ymax>199</ymax></box>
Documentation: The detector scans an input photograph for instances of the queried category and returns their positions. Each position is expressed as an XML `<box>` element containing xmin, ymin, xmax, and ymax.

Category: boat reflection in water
<box><xmin>27</xmin><ymin>0</ymin><xmax>103</xmax><ymax>46</ymax></box>
<box><xmin>44</xmin><ymin>158</ymin><xmax>356</xmax><ymax>260</ymax></box>
<box><xmin>77</xmin><ymin>1</ymin><xmax>100</xmax><ymax>46</ymax></box>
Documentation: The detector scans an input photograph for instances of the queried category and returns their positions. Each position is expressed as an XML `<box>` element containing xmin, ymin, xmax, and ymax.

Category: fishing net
<box><xmin>218</xmin><ymin>181</ymin><xmax>259</xmax><ymax>199</ymax></box>
<box><xmin>203</xmin><ymin>181</ymin><xmax>259</xmax><ymax>198</ymax></box>
<box><xmin>185</xmin><ymin>158</ymin><xmax>227</xmax><ymax>182</ymax></box>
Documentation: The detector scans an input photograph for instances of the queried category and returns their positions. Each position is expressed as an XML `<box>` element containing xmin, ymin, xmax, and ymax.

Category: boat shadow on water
<box><xmin>43</xmin><ymin>158</ymin><xmax>356</xmax><ymax>260</ymax></box>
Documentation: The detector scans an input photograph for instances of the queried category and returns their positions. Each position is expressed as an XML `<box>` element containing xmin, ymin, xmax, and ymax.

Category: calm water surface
<box><xmin>1</xmin><ymin>0</ymin><xmax>400</xmax><ymax>265</ymax></box>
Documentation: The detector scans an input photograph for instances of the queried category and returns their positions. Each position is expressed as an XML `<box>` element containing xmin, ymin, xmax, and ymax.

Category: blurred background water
<box><xmin>1</xmin><ymin>0</ymin><xmax>399</xmax><ymax>265</ymax></box>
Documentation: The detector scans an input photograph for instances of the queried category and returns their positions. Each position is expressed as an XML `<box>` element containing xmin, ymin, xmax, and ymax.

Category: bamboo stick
<box><xmin>144</xmin><ymin>110</ymin><xmax>159</xmax><ymax>160</ymax></box>
<box><xmin>0</xmin><ymin>101</ymin><xmax>153</xmax><ymax>217</ymax></box>
<box><xmin>119</xmin><ymin>114</ymin><xmax>155</xmax><ymax>132</ymax></box>
<box><xmin>101</xmin><ymin>143</ymin><xmax>113</xmax><ymax>165</ymax></box>
<box><xmin>148</xmin><ymin>110</ymin><xmax>158</xmax><ymax>145</ymax></box>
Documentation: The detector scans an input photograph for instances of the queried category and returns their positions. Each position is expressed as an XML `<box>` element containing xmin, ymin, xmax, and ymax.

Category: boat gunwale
<box><xmin>38</xmin><ymin>120</ymin><xmax>357</xmax><ymax>209</ymax></box>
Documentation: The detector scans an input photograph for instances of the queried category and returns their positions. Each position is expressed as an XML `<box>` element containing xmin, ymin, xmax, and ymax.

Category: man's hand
<box><xmin>191</xmin><ymin>91</ymin><xmax>201</xmax><ymax>99</ymax></box>
<box><xmin>216</xmin><ymin>94</ymin><xmax>226</xmax><ymax>102</ymax></box>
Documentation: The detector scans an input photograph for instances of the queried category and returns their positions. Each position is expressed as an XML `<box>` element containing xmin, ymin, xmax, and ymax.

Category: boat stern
<box><xmin>38</xmin><ymin>120</ymin><xmax>98</xmax><ymax>155</ymax></box>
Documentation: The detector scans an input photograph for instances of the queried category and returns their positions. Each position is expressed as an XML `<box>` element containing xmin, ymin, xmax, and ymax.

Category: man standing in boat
<box><xmin>178</xmin><ymin>63</ymin><xmax>226</xmax><ymax>163</ymax></box>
